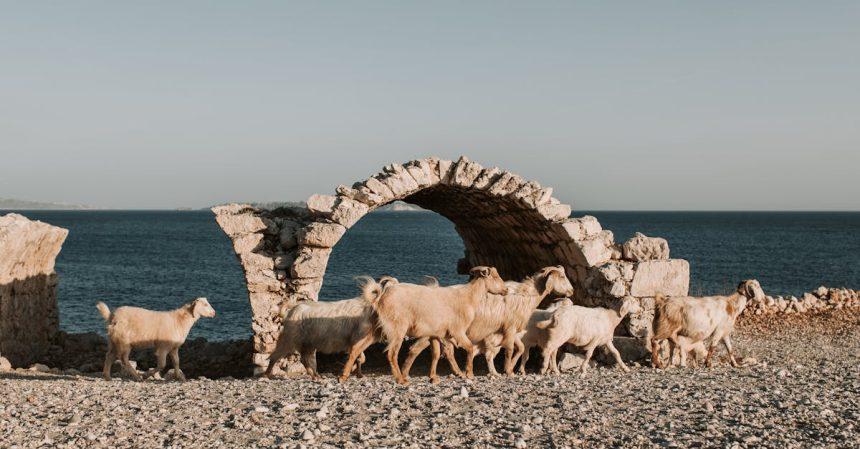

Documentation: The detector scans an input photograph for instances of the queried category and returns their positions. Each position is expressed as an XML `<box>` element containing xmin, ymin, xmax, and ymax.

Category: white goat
<box><xmin>511</xmin><ymin>298</ymin><xmax>574</xmax><ymax>374</ymax></box>
<box><xmin>96</xmin><ymin>297</ymin><xmax>216</xmax><ymax>381</ymax></box>
<box><xmin>362</xmin><ymin>266</ymin><xmax>508</xmax><ymax>385</ymax></box>
<box><xmin>400</xmin><ymin>266</ymin><xmax>574</xmax><ymax>378</ymax></box>
<box><xmin>650</xmin><ymin>280</ymin><xmax>763</xmax><ymax>369</ymax></box>
<box><xmin>264</xmin><ymin>277</ymin><xmax>392</xmax><ymax>382</ymax></box>
<box><xmin>537</xmin><ymin>297</ymin><xmax>642</xmax><ymax>376</ymax></box>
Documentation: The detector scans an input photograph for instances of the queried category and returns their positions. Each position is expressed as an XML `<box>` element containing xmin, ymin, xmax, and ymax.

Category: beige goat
<box><xmin>650</xmin><ymin>280</ymin><xmax>763</xmax><ymax>369</ymax></box>
<box><xmin>264</xmin><ymin>291</ymin><xmax>381</xmax><ymax>382</ymax></box>
<box><xmin>400</xmin><ymin>266</ymin><xmax>574</xmax><ymax>378</ymax></box>
<box><xmin>538</xmin><ymin>297</ymin><xmax>642</xmax><ymax>376</ymax></box>
<box><xmin>511</xmin><ymin>298</ymin><xmax>574</xmax><ymax>374</ymax></box>
<box><xmin>362</xmin><ymin>266</ymin><xmax>508</xmax><ymax>385</ymax></box>
<box><xmin>96</xmin><ymin>297</ymin><xmax>216</xmax><ymax>381</ymax></box>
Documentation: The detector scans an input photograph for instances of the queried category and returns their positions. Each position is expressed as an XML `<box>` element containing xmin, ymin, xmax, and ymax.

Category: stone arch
<box><xmin>213</xmin><ymin>156</ymin><xmax>690</xmax><ymax>373</ymax></box>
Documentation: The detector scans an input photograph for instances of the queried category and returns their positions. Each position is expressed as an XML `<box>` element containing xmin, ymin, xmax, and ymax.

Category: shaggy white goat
<box><xmin>96</xmin><ymin>297</ymin><xmax>216</xmax><ymax>381</ymax></box>
<box><xmin>400</xmin><ymin>266</ymin><xmax>574</xmax><ymax>378</ymax></box>
<box><xmin>650</xmin><ymin>280</ymin><xmax>763</xmax><ymax>369</ymax></box>
<box><xmin>511</xmin><ymin>298</ymin><xmax>574</xmax><ymax>374</ymax></box>
<box><xmin>362</xmin><ymin>266</ymin><xmax>508</xmax><ymax>385</ymax></box>
<box><xmin>537</xmin><ymin>297</ymin><xmax>642</xmax><ymax>376</ymax></box>
<box><xmin>264</xmin><ymin>277</ymin><xmax>391</xmax><ymax>381</ymax></box>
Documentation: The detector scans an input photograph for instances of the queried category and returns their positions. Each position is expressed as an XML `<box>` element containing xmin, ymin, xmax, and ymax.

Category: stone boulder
<box><xmin>629</xmin><ymin>259</ymin><xmax>690</xmax><ymax>297</ymax></box>
<box><xmin>622</xmin><ymin>232</ymin><xmax>669</xmax><ymax>262</ymax></box>
<box><xmin>0</xmin><ymin>214</ymin><xmax>68</xmax><ymax>367</ymax></box>
<box><xmin>597</xmin><ymin>337</ymin><xmax>650</xmax><ymax>364</ymax></box>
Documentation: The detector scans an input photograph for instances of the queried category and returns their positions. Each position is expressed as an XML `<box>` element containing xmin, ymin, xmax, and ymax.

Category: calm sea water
<box><xmin>7</xmin><ymin>210</ymin><xmax>858</xmax><ymax>341</ymax></box>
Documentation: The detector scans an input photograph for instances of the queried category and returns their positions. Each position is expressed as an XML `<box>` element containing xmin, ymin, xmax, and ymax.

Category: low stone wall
<box><xmin>0</xmin><ymin>214</ymin><xmax>68</xmax><ymax>367</ymax></box>
<box><xmin>745</xmin><ymin>287</ymin><xmax>859</xmax><ymax>315</ymax></box>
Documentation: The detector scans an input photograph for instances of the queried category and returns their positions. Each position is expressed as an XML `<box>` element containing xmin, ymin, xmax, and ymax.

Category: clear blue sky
<box><xmin>1</xmin><ymin>1</ymin><xmax>858</xmax><ymax>210</ymax></box>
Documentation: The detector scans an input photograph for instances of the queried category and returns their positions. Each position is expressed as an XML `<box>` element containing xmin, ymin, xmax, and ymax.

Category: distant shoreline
<box><xmin>3</xmin><ymin>209</ymin><xmax>858</xmax><ymax>214</ymax></box>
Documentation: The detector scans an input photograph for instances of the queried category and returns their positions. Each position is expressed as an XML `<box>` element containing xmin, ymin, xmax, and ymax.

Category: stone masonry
<box><xmin>213</xmin><ymin>157</ymin><xmax>690</xmax><ymax>374</ymax></box>
<box><xmin>0</xmin><ymin>213</ymin><xmax>68</xmax><ymax>367</ymax></box>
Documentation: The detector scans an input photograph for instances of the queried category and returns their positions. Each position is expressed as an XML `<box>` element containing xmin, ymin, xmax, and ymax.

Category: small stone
<box><xmin>301</xmin><ymin>429</ymin><xmax>315</xmax><ymax>441</ymax></box>
<box><xmin>254</xmin><ymin>406</ymin><xmax>270</xmax><ymax>413</ymax></box>
<box><xmin>28</xmin><ymin>363</ymin><xmax>51</xmax><ymax>373</ymax></box>
<box><xmin>0</xmin><ymin>357</ymin><xmax>11</xmax><ymax>372</ymax></box>
<box><xmin>777</xmin><ymin>369</ymin><xmax>789</xmax><ymax>378</ymax></box>
<box><xmin>316</xmin><ymin>405</ymin><xmax>329</xmax><ymax>419</ymax></box>
<box><xmin>742</xmin><ymin>357</ymin><xmax>758</xmax><ymax>366</ymax></box>
<box><xmin>515</xmin><ymin>438</ymin><xmax>528</xmax><ymax>448</ymax></box>
<box><xmin>67</xmin><ymin>414</ymin><xmax>82</xmax><ymax>426</ymax></box>
<box><xmin>460</xmin><ymin>387</ymin><xmax>469</xmax><ymax>398</ymax></box>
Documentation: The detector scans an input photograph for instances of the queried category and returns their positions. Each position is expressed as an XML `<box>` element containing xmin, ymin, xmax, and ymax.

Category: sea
<box><xmin>5</xmin><ymin>210</ymin><xmax>858</xmax><ymax>341</ymax></box>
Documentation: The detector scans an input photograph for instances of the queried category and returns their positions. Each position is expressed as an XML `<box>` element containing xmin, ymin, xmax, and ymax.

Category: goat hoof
<box><xmin>337</xmin><ymin>376</ymin><xmax>348</xmax><ymax>383</ymax></box>
<box><xmin>429</xmin><ymin>376</ymin><xmax>440</xmax><ymax>384</ymax></box>
<box><xmin>396</xmin><ymin>378</ymin><xmax>410</xmax><ymax>386</ymax></box>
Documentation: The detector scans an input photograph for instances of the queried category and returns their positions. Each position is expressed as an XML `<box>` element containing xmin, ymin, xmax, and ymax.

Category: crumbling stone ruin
<box><xmin>745</xmin><ymin>287</ymin><xmax>859</xmax><ymax>315</ymax></box>
<box><xmin>213</xmin><ymin>156</ymin><xmax>691</xmax><ymax>374</ymax></box>
<box><xmin>0</xmin><ymin>213</ymin><xmax>68</xmax><ymax>367</ymax></box>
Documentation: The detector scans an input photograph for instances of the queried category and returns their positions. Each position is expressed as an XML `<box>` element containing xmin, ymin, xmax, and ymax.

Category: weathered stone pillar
<box><xmin>212</xmin><ymin>204</ymin><xmax>308</xmax><ymax>375</ymax></box>
<box><xmin>0</xmin><ymin>213</ymin><xmax>68</xmax><ymax>367</ymax></box>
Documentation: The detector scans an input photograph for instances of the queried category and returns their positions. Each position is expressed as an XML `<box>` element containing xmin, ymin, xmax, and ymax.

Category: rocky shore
<box><xmin>2</xmin><ymin>308</ymin><xmax>857</xmax><ymax>448</ymax></box>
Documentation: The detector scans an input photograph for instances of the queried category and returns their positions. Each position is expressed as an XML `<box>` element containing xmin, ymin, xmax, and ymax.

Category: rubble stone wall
<box><xmin>212</xmin><ymin>156</ymin><xmax>689</xmax><ymax>374</ymax></box>
<box><xmin>0</xmin><ymin>213</ymin><xmax>68</xmax><ymax>367</ymax></box>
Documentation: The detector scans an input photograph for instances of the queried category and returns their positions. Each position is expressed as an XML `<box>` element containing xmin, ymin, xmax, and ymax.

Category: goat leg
<box><xmin>340</xmin><ymin>334</ymin><xmax>374</xmax><ymax>383</ymax></box>
<box><xmin>650</xmin><ymin>337</ymin><xmax>664</xmax><ymax>369</ymax></box>
<box><xmin>401</xmin><ymin>337</ymin><xmax>430</xmax><ymax>379</ymax></box>
<box><xmin>722</xmin><ymin>335</ymin><xmax>739</xmax><ymax>367</ymax></box>
<box><xmin>441</xmin><ymin>339</ymin><xmax>466</xmax><ymax>379</ymax></box>
<box><xmin>429</xmin><ymin>338</ymin><xmax>441</xmax><ymax>384</ymax></box>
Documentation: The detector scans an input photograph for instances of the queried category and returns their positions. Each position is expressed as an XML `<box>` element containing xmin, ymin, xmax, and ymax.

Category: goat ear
<box><xmin>191</xmin><ymin>300</ymin><xmax>202</xmax><ymax>319</ymax></box>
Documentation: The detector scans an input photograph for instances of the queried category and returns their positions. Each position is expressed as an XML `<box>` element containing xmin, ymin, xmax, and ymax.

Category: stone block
<box><xmin>298</xmin><ymin>222</ymin><xmax>346</xmax><ymax>248</ymax></box>
<box><xmin>597</xmin><ymin>337</ymin><xmax>650</xmax><ymax>364</ymax></box>
<box><xmin>330</xmin><ymin>198</ymin><xmax>369</xmax><ymax>228</ymax></box>
<box><xmin>306</xmin><ymin>194</ymin><xmax>337</xmax><ymax>216</ymax></box>
<box><xmin>629</xmin><ymin>259</ymin><xmax>690</xmax><ymax>297</ymax></box>
<box><xmin>213</xmin><ymin>211</ymin><xmax>268</xmax><ymax>237</ymax></box>
<box><xmin>623</xmin><ymin>232</ymin><xmax>670</xmax><ymax>261</ymax></box>
<box><xmin>290</xmin><ymin>247</ymin><xmax>331</xmax><ymax>279</ymax></box>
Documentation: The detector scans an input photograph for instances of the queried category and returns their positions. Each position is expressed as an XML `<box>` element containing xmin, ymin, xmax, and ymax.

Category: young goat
<box><xmin>512</xmin><ymin>298</ymin><xmax>574</xmax><ymax>374</ymax></box>
<box><xmin>401</xmin><ymin>266</ymin><xmax>574</xmax><ymax>378</ymax></box>
<box><xmin>662</xmin><ymin>337</ymin><xmax>708</xmax><ymax>368</ymax></box>
<box><xmin>264</xmin><ymin>276</ymin><xmax>395</xmax><ymax>382</ymax></box>
<box><xmin>537</xmin><ymin>297</ymin><xmax>642</xmax><ymax>377</ymax></box>
<box><xmin>96</xmin><ymin>297</ymin><xmax>216</xmax><ymax>381</ymax></box>
<box><xmin>650</xmin><ymin>280</ymin><xmax>763</xmax><ymax>369</ymax></box>
<box><xmin>362</xmin><ymin>266</ymin><xmax>508</xmax><ymax>385</ymax></box>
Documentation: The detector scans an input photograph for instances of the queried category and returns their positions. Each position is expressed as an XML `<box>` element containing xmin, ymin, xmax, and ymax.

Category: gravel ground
<box><xmin>2</xmin><ymin>309</ymin><xmax>858</xmax><ymax>449</ymax></box>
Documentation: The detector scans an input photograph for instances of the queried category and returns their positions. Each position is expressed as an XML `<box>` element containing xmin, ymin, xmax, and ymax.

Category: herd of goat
<box><xmin>94</xmin><ymin>265</ymin><xmax>763</xmax><ymax>384</ymax></box>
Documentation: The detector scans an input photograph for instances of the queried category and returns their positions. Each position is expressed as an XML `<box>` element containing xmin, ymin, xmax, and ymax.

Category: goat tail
<box><xmin>96</xmin><ymin>302</ymin><xmax>111</xmax><ymax>321</ymax></box>
<box><xmin>535</xmin><ymin>316</ymin><xmax>556</xmax><ymax>330</ymax></box>
<box><xmin>356</xmin><ymin>276</ymin><xmax>384</xmax><ymax>306</ymax></box>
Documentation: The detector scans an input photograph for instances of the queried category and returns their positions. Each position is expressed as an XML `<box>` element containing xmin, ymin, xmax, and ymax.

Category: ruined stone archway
<box><xmin>213</xmin><ymin>156</ymin><xmax>690</xmax><ymax>373</ymax></box>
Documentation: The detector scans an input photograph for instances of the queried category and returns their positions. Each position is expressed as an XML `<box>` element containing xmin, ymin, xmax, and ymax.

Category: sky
<box><xmin>1</xmin><ymin>1</ymin><xmax>858</xmax><ymax>210</ymax></box>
